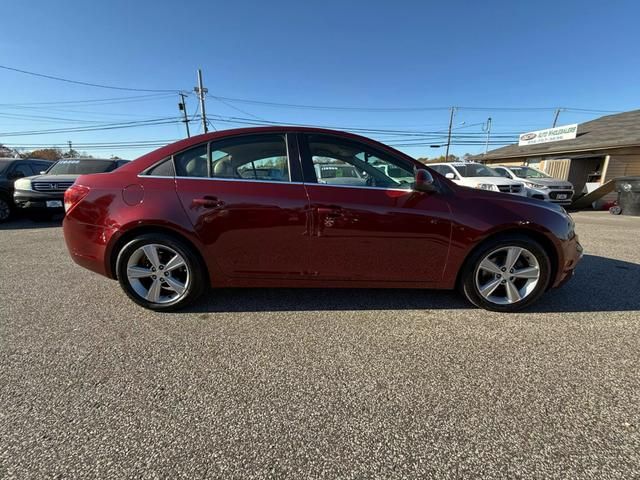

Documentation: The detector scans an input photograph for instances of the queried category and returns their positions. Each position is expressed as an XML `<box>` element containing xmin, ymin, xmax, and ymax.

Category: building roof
<box><xmin>480</xmin><ymin>109</ymin><xmax>640</xmax><ymax>160</ymax></box>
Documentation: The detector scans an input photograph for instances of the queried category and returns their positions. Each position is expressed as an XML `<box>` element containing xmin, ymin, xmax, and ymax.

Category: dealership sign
<box><xmin>518</xmin><ymin>124</ymin><xmax>578</xmax><ymax>146</ymax></box>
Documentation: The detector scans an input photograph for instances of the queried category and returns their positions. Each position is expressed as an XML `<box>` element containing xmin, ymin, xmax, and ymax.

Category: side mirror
<box><xmin>40</xmin><ymin>171</ymin><xmax>46</xmax><ymax>175</ymax></box>
<box><xmin>445</xmin><ymin>172</ymin><xmax>456</xmax><ymax>180</ymax></box>
<box><xmin>414</xmin><ymin>169</ymin><xmax>437</xmax><ymax>192</ymax></box>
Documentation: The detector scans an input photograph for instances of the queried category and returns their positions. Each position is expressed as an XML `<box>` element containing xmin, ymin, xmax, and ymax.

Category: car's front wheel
<box><xmin>116</xmin><ymin>233</ymin><xmax>206</xmax><ymax>311</ymax></box>
<box><xmin>460</xmin><ymin>234</ymin><xmax>552</xmax><ymax>312</ymax></box>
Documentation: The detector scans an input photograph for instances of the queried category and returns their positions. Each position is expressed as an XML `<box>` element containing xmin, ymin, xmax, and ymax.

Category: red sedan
<box><xmin>63</xmin><ymin>127</ymin><xmax>582</xmax><ymax>312</ymax></box>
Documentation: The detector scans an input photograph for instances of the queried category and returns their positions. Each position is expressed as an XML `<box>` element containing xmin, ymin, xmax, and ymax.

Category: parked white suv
<box><xmin>492</xmin><ymin>165</ymin><xmax>574</xmax><ymax>205</ymax></box>
<box><xmin>429</xmin><ymin>162</ymin><xmax>526</xmax><ymax>195</ymax></box>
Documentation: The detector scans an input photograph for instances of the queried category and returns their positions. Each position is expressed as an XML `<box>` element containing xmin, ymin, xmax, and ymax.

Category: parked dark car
<box><xmin>14</xmin><ymin>158</ymin><xmax>129</xmax><ymax>220</ymax></box>
<box><xmin>63</xmin><ymin>127</ymin><xmax>582</xmax><ymax>312</ymax></box>
<box><xmin>0</xmin><ymin>158</ymin><xmax>54</xmax><ymax>222</ymax></box>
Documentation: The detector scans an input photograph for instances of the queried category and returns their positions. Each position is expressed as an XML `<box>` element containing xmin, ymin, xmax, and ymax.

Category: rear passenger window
<box><xmin>211</xmin><ymin>135</ymin><xmax>289</xmax><ymax>182</ymax></box>
<box><xmin>172</xmin><ymin>135</ymin><xmax>290</xmax><ymax>182</ymax></box>
<box><xmin>174</xmin><ymin>145</ymin><xmax>208</xmax><ymax>178</ymax></box>
<box><xmin>147</xmin><ymin>158</ymin><xmax>175</xmax><ymax>177</ymax></box>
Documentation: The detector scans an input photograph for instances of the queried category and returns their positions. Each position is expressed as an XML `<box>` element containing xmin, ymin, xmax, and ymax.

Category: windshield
<box><xmin>454</xmin><ymin>163</ymin><xmax>500</xmax><ymax>177</ymax></box>
<box><xmin>510</xmin><ymin>166</ymin><xmax>551</xmax><ymax>179</ymax></box>
<box><xmin>318</xmin><ymin>165</ymin><xmax>361</xmax><ymax>179</ymax></box>
<box><xmin>46</xmin><ymin>159</ymin><xmax>118</xmax><ymax>175</ymax></box>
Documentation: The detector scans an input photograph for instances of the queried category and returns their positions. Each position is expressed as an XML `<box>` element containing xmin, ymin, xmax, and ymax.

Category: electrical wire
<box><xmin>0</xmin><ymin>93</ymin><xmax>177</xmax><ymax>107</ymax></box>
<box><xmin>0</xmin><ymin>64</ymin><xmax>182</xmax><ymax>93</ymax></box>
<box><xmin>0</xmin><ymin>116</ymin><xmax>199</xmax><ymax>137</ymax></box>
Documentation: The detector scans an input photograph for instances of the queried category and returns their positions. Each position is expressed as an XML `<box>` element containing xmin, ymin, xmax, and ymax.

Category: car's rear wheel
<box><xmin>116</xmin><ymin>233</ymin><xmax>206</xmax><ymax>311</ymax></box>
<box><xmin>460</xmin><ymin>234</ymin><xmax>552</xmax><ymax>312</ymax></box>
<box><xmin>0</xmin><ymin>197</ymin><xmax>12</xmax><ymax>223</ymax></box>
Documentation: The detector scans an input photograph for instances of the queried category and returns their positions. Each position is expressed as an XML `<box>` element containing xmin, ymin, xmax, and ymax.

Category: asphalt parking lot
<box><xmin>1</xmin><ymin>211</ymin><xmax>639</xmax><ymax>479</ymax></box>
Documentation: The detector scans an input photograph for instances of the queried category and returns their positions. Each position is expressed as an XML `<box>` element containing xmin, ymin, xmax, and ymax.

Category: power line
<box><xmin>0</xmin><ymin>112</ymin><xmax>113</xmax><ymax>124</ymax></box>
<box><xmin>0</xmin><ymin>64</ymin><xmax>182</xmax><ymax>93</ymax></box>
<box><xmin>0</xmin><ymin>93</ymin><xmax>176</xmax><ymax>107</ymax></box>
<box><xmin>0</xmin><ymin>64</ymin><xmax>623</xmax><ymax>115</ymax></box>
<box><xmin>208</xmin><ymin>94</ymin><xmax>264</xmax><ymax>120</ymax></box>
<box><xmin>202</xmin><ymin>114</ymin><xmax>521</xmax><ymax>137</ymax></box>
<box><xmin>0</xmin><ymin>116</ymin><xmax>197</xmax><ymax>137</ymax></box>
<box><xmin>210</xmin><ymin>95</ymin><xmax>451</xmax><ymax>112</ymax></box>
<box><xmin>195</xmin><ymin>95</ymin><xmax>624</xmax><ymax>114</ymax></box>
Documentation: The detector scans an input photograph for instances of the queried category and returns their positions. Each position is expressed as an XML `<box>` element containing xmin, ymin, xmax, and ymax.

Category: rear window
<box><xmin>46</xmin><ymin>159</ymin><xmax>119</xmax><ymax>175</ymax></box>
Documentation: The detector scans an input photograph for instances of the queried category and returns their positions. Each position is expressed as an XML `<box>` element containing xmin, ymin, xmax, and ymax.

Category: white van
<box><xmin>428</xmin><ymin>162</ymin><xmax>526</xmax><ymax>195</ymax></box>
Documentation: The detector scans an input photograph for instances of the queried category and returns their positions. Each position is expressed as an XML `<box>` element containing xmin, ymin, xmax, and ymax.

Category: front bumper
<box><xmin>14</xmin><ymin>190</ymin><xmax>65</xmax><ymax>211</ymax></box>
<box><xmin>552</xmin><ymin>234</ymin><xmax>583</xmax><ymax>288</ymax></box>
<box><xmin>525</xmin><ymin>187</ymin><xmax>574</xmax><ymax>206</ymax></box>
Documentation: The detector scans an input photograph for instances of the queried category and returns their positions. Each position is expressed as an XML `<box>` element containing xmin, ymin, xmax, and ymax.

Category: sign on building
<box><xmin>518</xmin><ymin>124</ymin><xmax>578</xmax><ymax>146</ymax></box>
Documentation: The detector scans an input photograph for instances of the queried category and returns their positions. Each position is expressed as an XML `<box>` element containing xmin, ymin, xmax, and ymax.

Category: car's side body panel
<box><xmin>63</xmin><ymin>126</ymin><xmax>582</xmax><ymax>300</ymax></box>
<box><xmin>440</xmin><ymin>187</ymin><xmax>580</xmax><ymax>289</ymax></box>
<box><xmin>174</xmin><ymin>177</ymin><xmax>311</xmax><ymax>280</ymax></box>
<box><xmin>303</xmin><ymin>184</ymin><xmax>452</xmax><ymax>283</ymax></box>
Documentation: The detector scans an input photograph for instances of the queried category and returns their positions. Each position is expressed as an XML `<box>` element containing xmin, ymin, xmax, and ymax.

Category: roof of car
<box><xmin>119</xmin><ymin>126</ymin><xmax>420</xmax><ymax>172</ymax></box>
<box><xmin>55</xmin><ymin>158</ymin><xmax>127</xmax><ymax>161</ymax></box>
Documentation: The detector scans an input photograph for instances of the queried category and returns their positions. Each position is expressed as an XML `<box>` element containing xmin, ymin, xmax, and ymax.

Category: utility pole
<box><xmin>67</xmin><ymin>140</ymin><xmax>73</xmax><ymax>156</ymax></box>
<box><xmin>484</xmin><ymin>117</ymin><xmax>492</xmax><ymax>157</ymax></box>
<box><xmin>552</xmin><ymin>108</ymin><xmax>562</xmax><ymax>127</ymax></box>
<box><xmin>194</xmin><ymin>69</ymin><xmax>208</xmax><ymax>133</ymax></box>
<box><xmin>178</xmin><ymin>93</ymin><xmax>191</xmax><ymax>138</ymax></box>
<box><xmin>444</xmin><ymin>107</ymin><xmax>456</xmax><ymax>161</ymax></box>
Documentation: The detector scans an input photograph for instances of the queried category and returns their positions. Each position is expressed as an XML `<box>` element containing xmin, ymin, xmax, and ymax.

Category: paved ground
<box><xmin>1</xmin><ymin>211</ymin><xmax>639</xmax><ymax>479</ymax></box>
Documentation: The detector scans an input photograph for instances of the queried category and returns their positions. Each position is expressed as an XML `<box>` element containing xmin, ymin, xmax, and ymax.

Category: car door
<box><xmin>174</xmin><ymin>133</ymin><xmax>311</xmax><ymax>279</ymax></box>
<box><xmin>298</xmin><ymin>133</ymin><xmax>452</xmax><ymax>284</ymax></box>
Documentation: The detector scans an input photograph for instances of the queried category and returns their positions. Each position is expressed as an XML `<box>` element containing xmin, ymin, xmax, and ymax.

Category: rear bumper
<box><xmin>63</xmin><ymin>216</ymin><xmax>114</xmax><ymax>278</ymax></box>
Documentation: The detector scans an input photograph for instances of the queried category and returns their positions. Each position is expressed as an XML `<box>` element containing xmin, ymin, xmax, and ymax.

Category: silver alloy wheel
<box><xmin>0</xmin><ymin>199</ymin><xmax>10</xmax><ymax>221</ymax></box>
<box><xmin>475</xmin><ymin>246</ymin><xmax>541</xmax><ymax>305</ymax></box>
<box><xmin>126</xmin><ymin>243</ymin><xmax>190</xmax><ymax>304</ymax></box>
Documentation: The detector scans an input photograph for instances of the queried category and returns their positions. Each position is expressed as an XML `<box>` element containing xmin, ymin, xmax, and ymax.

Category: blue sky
<box><xmin>1</xmin><ymin>0</ymin><xmax>638</xmax><ymax>159</ymax></box>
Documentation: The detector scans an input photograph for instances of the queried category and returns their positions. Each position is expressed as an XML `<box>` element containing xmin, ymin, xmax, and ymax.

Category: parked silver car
<box><xmin>492</xmin><ymin>165</ymin><xmax>574</xmax><ymax>205</ymax></box>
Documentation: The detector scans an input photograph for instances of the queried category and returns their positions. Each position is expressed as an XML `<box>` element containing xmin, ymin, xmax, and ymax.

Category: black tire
<box><xmin>116</xmin><ymin>233</ymin><xmax>207</xmax><ymax>311</ymax></box>
<box><xmin>459</xmin><ymin>234</ymin><xmax>552</xmax><ymax>312</ymax></box>
<box><xmin>0</xmin><ymin>196</ymin><xmax>12</xmax><ymax>223</ymax></box>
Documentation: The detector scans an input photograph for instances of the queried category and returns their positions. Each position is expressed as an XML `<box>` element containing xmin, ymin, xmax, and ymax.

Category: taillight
<box><xmin>64</xmin><ymin>184</ymin><xmax>90</xmax><ymax>213</ymax></box>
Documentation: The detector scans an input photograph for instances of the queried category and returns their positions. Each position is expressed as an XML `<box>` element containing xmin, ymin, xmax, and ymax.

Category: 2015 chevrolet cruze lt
<box><xmin>63</xmin><ymin>127</ymin><xmax>582</xmax><ymax>312</ymax></box>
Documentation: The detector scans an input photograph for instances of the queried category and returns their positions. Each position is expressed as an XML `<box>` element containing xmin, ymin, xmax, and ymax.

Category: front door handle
<box><xmin>316</xmin><ymin>206</ymin><xmax>344</xmax><ymax>218</ymax></box>
<box><xmin>191</xmin><ymin>196</ymin><xmax>225</xmax><ymax>209</ymax></box>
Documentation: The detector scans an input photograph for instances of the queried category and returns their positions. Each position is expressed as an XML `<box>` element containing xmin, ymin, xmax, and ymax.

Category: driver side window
<box><xmin>305</xmin><ymin>135</ymin><xmax>413</xmax><ymax>189</ymax></box>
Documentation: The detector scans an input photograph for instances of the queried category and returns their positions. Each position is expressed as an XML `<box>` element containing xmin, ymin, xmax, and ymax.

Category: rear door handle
<box><xmin>191</xmin><ymin>196</ymin><xmax>225</xmax><ymax>209</ymax></box>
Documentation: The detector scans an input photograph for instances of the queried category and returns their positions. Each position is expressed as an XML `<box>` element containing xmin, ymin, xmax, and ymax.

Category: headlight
<box><xmin>476</xmin><ymin>183</ymin><xmax>499</xmax><ymax>191</ymax></box>
<box><xmin>14</xmin><ymin>178</ymin><xmax>32</xmax><ymax>191</ymax></box>
<box><xmin>528</xmin><ymin>183</ymin><xmax>548</xmax><ymax>189</ymax></box>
